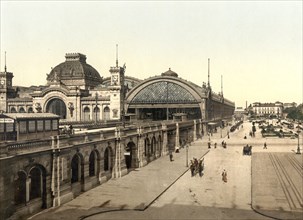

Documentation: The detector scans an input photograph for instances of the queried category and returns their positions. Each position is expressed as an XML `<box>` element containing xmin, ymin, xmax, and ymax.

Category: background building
<box><xmin>252</xmin><ymin>102</ymin><xmax>283</xmax><ymax>118</ymax></box>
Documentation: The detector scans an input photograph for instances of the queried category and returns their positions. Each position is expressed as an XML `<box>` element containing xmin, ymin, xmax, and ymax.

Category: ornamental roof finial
<box><xmin>4</xmin><ymin>51</ymin><xmax>7</xmax><ymax>72</ymax></box>
<box><xmin>116</xmin><ymin>44</ymin><xmax>119</xmax><ymax>67</ymax></box>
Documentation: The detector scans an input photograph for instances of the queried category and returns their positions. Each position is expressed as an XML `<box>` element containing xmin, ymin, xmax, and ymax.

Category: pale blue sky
<box><xmin>0</xmin><ymin>1</ymin><xmax>302</xmax><ymax>107</ymax></box>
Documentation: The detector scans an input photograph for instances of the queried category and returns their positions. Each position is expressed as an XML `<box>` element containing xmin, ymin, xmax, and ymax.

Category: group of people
<box><xmin>221</xmin><ymin>140</ymin><xmax>227</xmax><ymax>148</ymax></box>
<box><xmin>190</xmin><ymin>157</ymin><xmax>204</xmax><ymax>177</ymax></box>
<box><xmin>207</xmin><ymin>141</ymin><xmax>227</xmax><ymax>149</ymax></box>
<box><xmin>61</xmin><ymin>124</ymin><xmax>74</xmax><ymax>135</ymax></box>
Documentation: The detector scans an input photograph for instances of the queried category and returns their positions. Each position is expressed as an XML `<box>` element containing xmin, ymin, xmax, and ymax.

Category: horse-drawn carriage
<box><xmin>243</xmin><ymin>145</ymin><xmax>252</xmax><ymax>155</ymax></box>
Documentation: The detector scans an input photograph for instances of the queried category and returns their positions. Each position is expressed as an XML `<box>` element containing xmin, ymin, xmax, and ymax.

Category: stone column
<box><xmin>161</xmin><ymin>124</ymin><xmax>168</xmax><ymax>155</ymax></box>
<box><xmin>26</xmin><ymin>177</ymin><xmax>31</xmax><ymax>203</ymax></box>
<box><xmin>199</xmin><ymin>119</ymin><xmax>203</xmax><ymax>139</ymax></box>
<box><xmin>90</xmin><ymin>104</ymin><xmax>93</xmax><ymax>121</ymax></box>
<box><xmin>193</xmin><ymin>120</ymin><xmax>197</xmax><ymax>140</ymax></box>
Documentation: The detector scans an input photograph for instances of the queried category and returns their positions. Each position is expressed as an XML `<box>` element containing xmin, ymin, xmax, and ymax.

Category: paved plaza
<box><xmin>29</xmin><ymin>121</ymin><xmax>303</xmax><ymax>220</ymax></box>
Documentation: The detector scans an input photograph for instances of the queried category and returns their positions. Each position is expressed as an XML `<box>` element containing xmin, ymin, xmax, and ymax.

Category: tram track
<box><xmin>285</xmin><ymin>154</ymin><xmax>303</xmax><ymax>179</ymax></box>
<box><xmin>269</xmin><ymin>153</ymin><xmax>303</xmax><ymax>211</ymax></box>
<box><xmin>274</xmin><ymin>154</ymin><xmax>303</xmax><ymax>209</ymax></box>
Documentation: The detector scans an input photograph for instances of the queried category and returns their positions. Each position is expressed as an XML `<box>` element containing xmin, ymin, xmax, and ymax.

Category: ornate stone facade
<box><xmin>1</xmin><ymin>53</ymin><xmax>126</xmax><ymax>122</ymax></box>
<box><xmin>0</xmin><ymin>53</ymin><xmax>235</xmax><ymax>124</ymax></box>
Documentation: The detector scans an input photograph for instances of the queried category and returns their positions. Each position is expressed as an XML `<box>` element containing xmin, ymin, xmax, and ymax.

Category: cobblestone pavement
<box><xmin>29</xmin><ymin>121</ymin><xmax>303</xmax><ymax>220</ymax></box>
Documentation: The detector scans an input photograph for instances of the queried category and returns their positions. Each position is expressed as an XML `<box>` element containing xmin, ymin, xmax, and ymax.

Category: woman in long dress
<box><xmin>222</xmin><ymin>170</ymin><xmax>227</xmax><ymax>182</ymax></box>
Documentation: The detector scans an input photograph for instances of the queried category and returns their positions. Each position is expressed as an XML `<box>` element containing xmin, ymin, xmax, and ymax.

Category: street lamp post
<box><xmin>95</xmin><ymin>93</ymin><xmax>98</xmax><ymax>124</ymax></box>
<box><xmin>186</xmin><ymin>144</ymin><xmax>189</xmax><ymax>167</ymax></box>
<box><xmin>296</xmin><ymin>130</ymin><xmax>301</xmax><ymax>154</ymax></box>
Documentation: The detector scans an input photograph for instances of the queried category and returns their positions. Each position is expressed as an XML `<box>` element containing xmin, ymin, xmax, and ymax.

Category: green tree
<box><xmin>284</xmin><ymin>104</ymin><xmax>303</xmax><ymax>120</ymax></box>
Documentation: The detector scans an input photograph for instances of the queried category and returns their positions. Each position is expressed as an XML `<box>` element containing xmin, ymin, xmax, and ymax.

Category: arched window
<box><xmin>125</xmin><ymin>142</ymin><xmax>136</xmax><ymax>169</ymax></box>
<box><xmin>71</xmin><ymin>154</ymin><xmax>81</xmax><ymax>183</ymax></box>
<box><xmin>158</xmin><ymin>135</ymin><xmax>162</xmax><ymax>156</ymax></box>
<box><xmin>28</xmin><ymin>107</ymin><xmax>34</xmax><ymax>113</ymax></box>
<box><xmin>144</xmin><ymin>139</ymin><xmax>148</xmax><ymax>157</ymax></box>
<box><xmin>89</xmin><ymin>151</ymin><xmax>98</xmax><ymax>177</ymax></box>
<box><xmin>103</xmin><ymin>106</ymin><xmax>110</xmax><ymax>120</ymax></box>
<box><xmin>19</xmin><ymin>107</ymin><xmax>26</xmax><ymax>113</ymax></box>
<box><xmin>14</xmin><ymin>171</ymin><xmax>26</xmax><ymax>205</ymax></box>
<box><xmin>29</xmin><ymin>167</ymin><xmax>42</xmax><ymax>200</ymax></box>
<box><xmin>144</xmin><ymin>138</ymin><xmax>150</xmax><ymax>157</ymax></box>
<box><xmin>151</xmin><ymin>137</ymin><xmax>156</xmax><ymax>155</ymax></box>
<box><xmin>104</xmin><ymin>147</ymin><xmax>112</xmax><ymax>171</ymax></box>
<box><xmin>92</xmin><ymin>107</ymin><xmax>100</xmax><ymax>122</ymax></box>
<box><xmin>83</xmin><ymin>107</ymin><xmax>90</xmax><ymax>121</ymax></box>
<box><xmin>10</xmin><ymin>107</ymin><xmax>17</xmax><ymax>113</ymax></box>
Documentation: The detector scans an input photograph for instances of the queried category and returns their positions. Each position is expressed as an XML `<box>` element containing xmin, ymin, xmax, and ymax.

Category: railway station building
<box><xmin>0</xmin><ymin>52</ymin><xmax>235</xmax><ymax>219</ymax></box>
<box><xmin>0</xmin><ymin>52</ymin><xmax>234</xmax><ymax>126</ymax></box>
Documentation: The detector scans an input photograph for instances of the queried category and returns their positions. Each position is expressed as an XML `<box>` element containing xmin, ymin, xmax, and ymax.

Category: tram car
<box><xmin>0</xmin><ymin>113</ymin><xmax>60</xmax><ymax>142</ymax></box>
<box><xmin>243</xmin><ymin>145</ymin><xmax>252</xmax><ymax>155</ymax></box>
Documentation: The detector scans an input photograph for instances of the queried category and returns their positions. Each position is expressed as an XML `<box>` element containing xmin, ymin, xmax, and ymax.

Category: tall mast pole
<box><xmin>208</xmin><ymin>58</ymin><xmax>210</xmax><ymax>88</ymax></box>
<box><xmin>221</xmin><ymin>75</ymin><xmax>223</xmax><ymax>96</ymax></box>
<box><xmin>4</xmin><ymin>51</ymin><xmax>7</xmax><ymax>72</ymax></box>
<box><xmin>116</xmin><ymin>44</ymin><xmax>118</xmax><ymax>67</ymax></box>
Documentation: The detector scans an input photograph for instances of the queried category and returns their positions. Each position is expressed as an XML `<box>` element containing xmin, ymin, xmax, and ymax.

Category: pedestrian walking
<box><xmin>208</xmin><ymin>141</ymin><xmax>211</xmax><ymax>149</ymax></box>
<box><xmin>214</xmin><ymin>143</ymin><xmax>217</xmax><ymax>148</ymax></box>
<box><xmin>198</xmin><ymin>159</ymin><xmax>203</xmax><ymax>177</ymax></box>
<box><xmin>222</xmin><ymin>169</ymin><xmax>227</xmax><ymax>183</ymax></box>
<box><xmin>169</xmin><ymin>152</ymin><xmax>173</xmax><ymax>161</ymax></box>
<box><xmin>69</xmin><ymin>124</ymin><xmax>73</xmax><ymax>135</ymax></box>
<box><xmin>223</xmin><ymin>142</ymin><xmax>227</xmax><ymax>148</ymax></box>
<box><xmin>263</xmin><ymin>142</ymin><xmax>267</xmax><ymax>149</ymax></box>
<box><xmin>193</xmin><ymin>157</ymin><xmax>198</xmax><ymax>175</ymax></box>
<box><xmin>190</xmin><ymin>160</ymin><xmax>195</xmax><ymax>177</ymax></box>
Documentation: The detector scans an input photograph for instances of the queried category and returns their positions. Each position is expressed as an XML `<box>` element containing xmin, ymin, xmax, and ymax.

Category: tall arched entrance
<box><xmin>125</xmin><ymin>142</ymin><xmax>136</xmax><ymax>169</ymax></box>
<box><xmin>125</xmin><ymin>76</ymin><xmax>204</xmax><ymax>121</ymax></box>
<box><xmin>46</xmin><ymin>98</ymin><xmax>67</xmax><ymax>119</ymax></box>
<box><xmin>71</xmin><ymin>153</ymin><xmax>84</xmax><ymax>196</ymax></box>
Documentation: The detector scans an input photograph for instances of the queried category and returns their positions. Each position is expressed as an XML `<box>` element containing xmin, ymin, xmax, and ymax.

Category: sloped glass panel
<box><xmin>131</xmin><ymin>82</ymin><xmax>196</xmax><ymax>104</ymax></box>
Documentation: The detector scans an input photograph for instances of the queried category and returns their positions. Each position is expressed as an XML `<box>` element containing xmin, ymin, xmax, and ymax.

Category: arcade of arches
<box><xmin>14</xmin><ymin>165</ymin><xmax>47</xmax><ymax>209</ymax></box>
<box><xmin>2</xmin><ymin>117</ymin><xmax>207</xmax><ymax>219</ymax></box>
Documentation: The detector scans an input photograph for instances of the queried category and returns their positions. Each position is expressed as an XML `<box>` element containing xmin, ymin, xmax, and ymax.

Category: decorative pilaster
<box><xmin>162</xmin><ymin>123</ymin><xmax>168</xmax><ymax>155</ymax></box>
<box><xmin>199</xmin><ymin>119</ymin><xmax>203</xmax><ymax>139</ymax></box>
<box><xmin>113</xmin><ymin>127</ymin><xmax>122</xmax><ymax>178</ymax></box>
<box><xmin>137</xmin><ymin>126</ymin><xmax>144</xmax><ymax>168</ymax></box>
<box><xmin>175</xmin><ymin>123</ymin><xmax>180</xmax><ymax>149</ymax></box>
<box><xmin>51</xmin><ymin>135</ymin><xmax>62</xmax><ymax>207</ymax></box>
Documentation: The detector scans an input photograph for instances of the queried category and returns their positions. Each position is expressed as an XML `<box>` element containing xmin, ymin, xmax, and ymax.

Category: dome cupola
<box><xmin>161</xmin><ymin>68</ymin><xmax>178</xmax><ymax>77</ymax></box>
<box><xmin>47</xmin><ymin>53</ymin><xmax>102</xmax><ymax>89</ymax></box>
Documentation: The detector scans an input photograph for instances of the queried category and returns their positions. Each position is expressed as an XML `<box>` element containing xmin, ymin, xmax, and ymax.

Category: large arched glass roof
<box><xmin>130</xmin><ymin>81</ymin><xmax>197</xmax><ymax>104</ymax></box>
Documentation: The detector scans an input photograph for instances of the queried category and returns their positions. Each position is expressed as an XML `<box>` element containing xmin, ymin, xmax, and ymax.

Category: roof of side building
<box><xmin>2</xmin><ymin>113</ymin><xmax>60</xmax><ymax>119</ymax></box>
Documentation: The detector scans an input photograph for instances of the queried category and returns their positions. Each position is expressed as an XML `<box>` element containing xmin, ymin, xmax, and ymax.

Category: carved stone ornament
<box><xmin>68</xmin><ymin>102</ymin><xmax>74</xmax><ymax>117</ymax></box>
<box><xmin>35</xmin><ymin>103</ymin><xmax>42</xmax><ymax>113</ymax></box>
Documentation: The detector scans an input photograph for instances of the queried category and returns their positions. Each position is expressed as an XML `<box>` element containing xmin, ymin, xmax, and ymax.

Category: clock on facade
<box><xmin>0</xmin><ymin>80</ymin><xmax>4</xmax><ymax>85</ymax></box>
<box><xmin>112</xmin><ymin>75</ymin><xmax>118</xmax><ymax>83</ymax></box>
